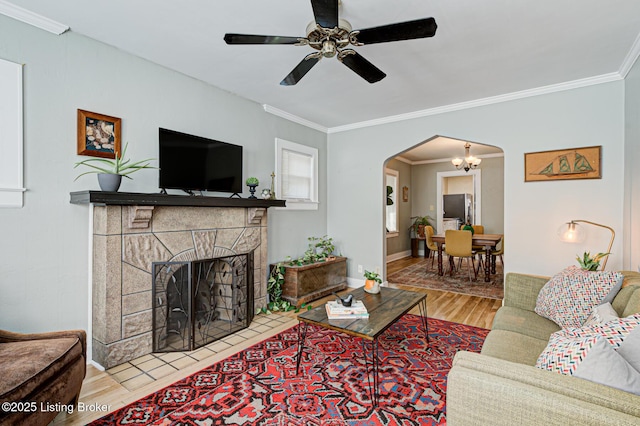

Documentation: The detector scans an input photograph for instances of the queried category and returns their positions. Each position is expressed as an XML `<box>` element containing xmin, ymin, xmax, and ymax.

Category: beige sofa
<box><xmin>447</xmin><ymin>271</ymin><xmax>640</xmax><ymax>426</ymax></box>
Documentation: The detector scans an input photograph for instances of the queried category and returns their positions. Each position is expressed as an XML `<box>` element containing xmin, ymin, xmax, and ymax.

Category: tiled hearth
<box><xmin>71</xmin><ymin>191</ymin><xmax>284</xmax><ymax>369</ymax></box>
<box><xmin>106</xmin><ymin>312</ymin><xmax>294</xmax><ymax>391</ymax></box>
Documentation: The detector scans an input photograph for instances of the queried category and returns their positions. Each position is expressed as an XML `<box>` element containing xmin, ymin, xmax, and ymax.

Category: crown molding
<box><xmin>619</xmin><ymin>31</ymin><xmax>640</xmax><ymax>78</ymax></box>
<box><xmin>408</xmin><ymin>152</ymin><xmax>504</xmax><ymax>166</ymax></box>
<box><xmin>0</xmin><ymin>1</ymin><xmax>69</xmax><ymax>35</ymax></box>
<box><xmin>262</xmin><ymin>104</ymin><xmax>328</xmax><ymax>133</ymax></box>
<box><xmin>328</xmin><ymin>73</ymin><xmax>622</xmax><ymax>134</ymax></box>
<box><xmin>263</xmin><ymin>72</ymin><xmax>624</xmax><ymax>135</ymax></box>
<box><xmin>392</xmin><ymin>155</ymin><xmax>413</xmax><ymax>165</ymax></box>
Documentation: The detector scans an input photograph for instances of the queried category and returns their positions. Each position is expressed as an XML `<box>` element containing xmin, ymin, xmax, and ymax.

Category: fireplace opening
<box><xmin>152</xmin><ymin>252</ymin><xmax>254</xmax><ymax>352</ymax></box>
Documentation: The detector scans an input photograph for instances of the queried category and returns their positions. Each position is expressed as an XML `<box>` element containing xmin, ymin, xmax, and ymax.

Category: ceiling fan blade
<box><xmin>224</xmin><ymin>33</ymin><xmax>302</xmax><ymax>45</ymax></box>
<box><xmin>353</xmin><ymin>17</ymin><xmax>437</xmax><ymax>45</ymax></box>
<box><xmin>280</xmin><ymin>54</ymin><xmax>321</xmax><ymax>86</ymax></box>
<box><xmin>311</xmin><ymin>0</ymin><xmax>339</xmax><ymax>28</ymax></box>
<box><xmin>338</xmin><ymin>50</ymin><xmax>386</xmax><ymax>83</ymax></box>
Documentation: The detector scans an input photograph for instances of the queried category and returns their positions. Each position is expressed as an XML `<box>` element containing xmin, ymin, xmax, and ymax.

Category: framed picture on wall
<box><xmin>402</xmin><ymin>186</ymin><xmax>409</xmax><ymax>202</ymax></box>
<box><xmin>524</xmin><ymin>146</ymin><xmax>601</xmax><ymax>182</ymax></box>
<box><xmin>77</xmin><ymin>109</ymin><xmax>121</xmax><ymax>158</ymax></box>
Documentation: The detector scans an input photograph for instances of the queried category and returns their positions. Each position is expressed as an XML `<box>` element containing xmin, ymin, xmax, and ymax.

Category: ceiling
<box><xmin>5</xmin><ymin>0</ymin><xmax>640</xmax><ymax>133</ymax></box>
<box><xmin>398</xmin><ymin>137</ymin><xmax>503</xmax><ymax>163</ymax></box>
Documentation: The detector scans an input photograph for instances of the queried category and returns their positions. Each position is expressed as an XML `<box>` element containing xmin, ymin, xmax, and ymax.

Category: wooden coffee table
<box><xmin>296</xmin><ymin>286</ymin><xmax>428</xmax><ymax>406</ymax></box>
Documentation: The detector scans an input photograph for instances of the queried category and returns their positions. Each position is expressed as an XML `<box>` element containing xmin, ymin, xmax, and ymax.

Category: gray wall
<box><xmin>0</xmin><ymin>16</ymin><xmax>327</xmax><ymax>333</ymax></box>
<box><xmin>327</xmin><ymin>82</ymin><xmax>625</xmax><ymax>279</ymax></box>
<box><xmin>410</xmin><ymin>157</ymin><xmax>504</xmax><ymax>234</ymax></box>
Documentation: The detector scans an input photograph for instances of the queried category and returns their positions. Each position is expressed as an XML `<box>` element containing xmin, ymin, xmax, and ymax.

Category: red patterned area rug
<box><xmin>90</xmin><ymin>315</ymin><xmax>488</xmax><ymax>425</ymax></box>
<box><xmin>388</xmin><ymin>258</ymin><xmax>504</xmax><ymax>300</ymax></box>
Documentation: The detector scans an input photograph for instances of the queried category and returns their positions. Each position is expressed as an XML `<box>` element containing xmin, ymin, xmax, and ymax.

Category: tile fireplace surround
<box><xmin>71</xmin><ymin>191</ymin><xmax>285</xmax><ymax>369</ymax></box>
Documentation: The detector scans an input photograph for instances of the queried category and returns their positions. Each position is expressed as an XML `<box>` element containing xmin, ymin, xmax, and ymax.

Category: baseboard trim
<box><xmin>347</xmin><ymin>277</ymin><xmax>364</xmax><ymax>288</ymax></box>
<box><xmin>386</xmin><ymin>250</ymin><xmax>412</xmax><ymax>263</ymax></box>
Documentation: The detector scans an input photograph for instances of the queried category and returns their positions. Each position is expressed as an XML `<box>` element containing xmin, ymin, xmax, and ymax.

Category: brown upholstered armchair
<box><xmin>0</xmin><ymin>328</ymin><xmax>86</xmax><ymax>425</ymax></box>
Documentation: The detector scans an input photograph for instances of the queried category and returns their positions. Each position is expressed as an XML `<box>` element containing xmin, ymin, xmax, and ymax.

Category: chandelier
<box><xmin>451</xmin><ymin>143</ymin><xmax>481</xmax><ymax>172</ymax></box>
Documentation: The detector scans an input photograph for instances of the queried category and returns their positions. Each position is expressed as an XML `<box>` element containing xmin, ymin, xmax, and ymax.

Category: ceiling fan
<box><xmin>224</xmin><ymin>0</ymin><xmax>437</xmax><ymax>86</ymax></box>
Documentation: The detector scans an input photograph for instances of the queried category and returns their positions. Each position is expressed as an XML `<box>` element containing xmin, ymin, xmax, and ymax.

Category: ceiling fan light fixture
<box><xmin>322</xmin><ymin>40</ymin><xmax>337</xmax><ymax>57</ymax></box>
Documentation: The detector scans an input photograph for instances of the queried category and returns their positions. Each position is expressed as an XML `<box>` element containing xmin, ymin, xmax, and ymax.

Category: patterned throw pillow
<box><xmin>535</xmin><ymin>266</ymin><xmax>623</xmax><ymax>328</ymax></box>
<box><xmin>536</xmin><ymin>331</ymin><xmax>600</xmax><ymax>375</ymax></box>
<box><xmin>536</xmin><ymin>313</ymin><xmax>640</xmax><ymax>394</ymax></box>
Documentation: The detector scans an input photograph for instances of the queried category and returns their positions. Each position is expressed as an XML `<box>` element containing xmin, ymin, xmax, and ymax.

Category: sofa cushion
<box><xmin>612</xmin><ymin>285</ymin><xmax>640</xmax><ymax>317</ymax></box>
<box><xmin>534</xmin><ymin>266</ymin><xmax>623</xmax><ymax>328</ymax></box>
<box><xmin>620</xmin><ymin>271</ymin><xmax>640</xmax><ymax>288</ymax></box>
<box><xmin>0</xmin><ymin>336</ymin><xmax>83</xmax><ymax>402</ymax></box>
<box><xmin>481</xmin><ymin>330</ymin><xmax>549</xmax><ymax>366</ymax></box>
<box><xmin>562</xmin><ymin>313</ymin><xmax>640</xmax><ymax>349</ymax></box>
<box><xmin>492</xmin><ymin>306</ymin><xmax>561</xmax><ymax>341</ymax></box>
<box><xmin>622</xmin><ymin>287</ymin><xmax>640</xmax><ymax>318</ymax></box>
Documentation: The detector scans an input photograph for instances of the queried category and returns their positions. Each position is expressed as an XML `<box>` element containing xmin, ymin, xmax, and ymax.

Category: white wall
<box><xmin>328</xmin><ymin>82</ymin><xmax>625</xmax><ymax>279</ymax></box>
<box><xmin>0</xmin><ymin>16</ymin><xmax>327</xmax><ymax>333</ymax></box>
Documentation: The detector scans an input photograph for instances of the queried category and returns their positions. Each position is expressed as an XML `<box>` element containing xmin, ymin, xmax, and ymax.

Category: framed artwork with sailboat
<box><xmin>524</xmin><ymin>146</ymin><xmax>601</xmax><ymax>182</ymax></box>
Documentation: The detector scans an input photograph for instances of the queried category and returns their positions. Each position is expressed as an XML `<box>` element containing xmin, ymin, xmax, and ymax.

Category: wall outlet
<box><xmin>430</xmin><ymin>205</ymin><xmax>435</xmax><ymax>211</ymax></box>
<box><xmin>375</xmin><ymin>266</ymin><xmax>380</xmax><ymax>274</ymax></box>
<box><xmin>358</xmin><ymin>264</ymin><xmax>363</xmax><ymax>274</ymax></box>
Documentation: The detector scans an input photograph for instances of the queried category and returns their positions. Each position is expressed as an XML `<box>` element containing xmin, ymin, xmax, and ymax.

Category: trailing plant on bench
<box><xmin>261</xmin><ymin>263</ymin><xmax>311</xmax><ymax>314</ymax></box>
<box><xmin>287</xmin><ymin>235</ymin><xmax>337</xmax><ymax>266</ymax></box>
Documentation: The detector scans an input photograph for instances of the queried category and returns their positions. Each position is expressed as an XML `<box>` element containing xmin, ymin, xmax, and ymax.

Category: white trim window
<box><xmin>275</xmin><ymin>138</ymin><xmax>318</xmax><ymax>210</ymax></box>
<box><xmin>385</xmin><ymin>168</ymin><xmax>399</xmax><ymax>237</ymax></box>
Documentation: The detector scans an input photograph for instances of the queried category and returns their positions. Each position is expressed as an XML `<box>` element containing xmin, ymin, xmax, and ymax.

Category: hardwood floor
<box><xmin>53</xmin><ymin>256</ymin><xmax>501</xmax><ymax>425</ymax></box>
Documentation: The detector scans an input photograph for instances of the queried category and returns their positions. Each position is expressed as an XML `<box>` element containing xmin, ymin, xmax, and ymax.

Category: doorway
<box><xmin>436</xmin><ymin>169</ymin><xmax>481</xmax><ymax>233</ymax></box>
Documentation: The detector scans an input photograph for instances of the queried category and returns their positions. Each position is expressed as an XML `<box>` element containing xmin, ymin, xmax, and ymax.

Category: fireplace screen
<box><xmin>152</xmin><ymin>253</ymin><xmax>254</xmax><ymax>352</ymax></box>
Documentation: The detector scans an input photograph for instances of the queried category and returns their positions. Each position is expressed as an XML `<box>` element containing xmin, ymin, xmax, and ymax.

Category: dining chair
<box><xmin>492</xmin><ymin>236</ymin><xmax>504</xmax><ymax>266</ymax></box>
<box><xmin>444</xmin><ymin>230</ymin><xmax>477</xmax><ymax>282</ymax></box>
<box><xmin>476</xmin><ymin>236</ymin><xmax>504</xmax><ymax>277</ymax></box>
<box><xmin>425</xmin><ymin>225</ymin><xmax>442</xmax><ymax>270</ymax></box>
<box><xmin>460</xmin><ymin>224</ymin><xmax>485</xmax><ymax>252</ymax></box>
<box><xmin>459</xmin><ymin>224</ymin><xmax>485</xmax><ymax>234</ymax></box>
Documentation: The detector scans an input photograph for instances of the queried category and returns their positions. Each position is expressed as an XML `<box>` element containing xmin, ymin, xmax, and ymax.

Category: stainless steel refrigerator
<box><xmin>443</xmin><ymin>193</ymin><xmax>473</xmax><ymax>225</ymax></box>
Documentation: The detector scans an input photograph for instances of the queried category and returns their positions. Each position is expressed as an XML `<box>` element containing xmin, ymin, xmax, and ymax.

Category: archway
<box><xmin>383</xmin><ymin>136</ymin><xmax>504</xmax><ymax>279</ymax></box>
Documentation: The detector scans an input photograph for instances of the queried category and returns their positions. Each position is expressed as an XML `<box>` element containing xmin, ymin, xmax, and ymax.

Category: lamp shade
<box><xmin>558</xmin><ymin>221</ymin><xmax>586</xmax><ymax>243</ymax></box>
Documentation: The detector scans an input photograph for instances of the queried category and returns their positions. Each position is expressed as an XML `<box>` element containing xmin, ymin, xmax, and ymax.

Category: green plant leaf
<box><xmin>74</xmin><ymin>141</ymin><xmax>156</xmax><ymax>180</ymax></box>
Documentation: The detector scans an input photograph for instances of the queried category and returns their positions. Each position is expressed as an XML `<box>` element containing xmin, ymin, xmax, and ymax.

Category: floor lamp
<box><xmin>557</xmin><ymin>220</ymin><xmax>615</xmax><ymax>270</ymax></box>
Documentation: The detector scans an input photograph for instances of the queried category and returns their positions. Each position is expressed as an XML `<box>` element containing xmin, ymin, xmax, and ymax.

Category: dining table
<box><xmin>430</xmin><ymin>233</ymin><xmax>503</xmax><ymax>282</ymax></box>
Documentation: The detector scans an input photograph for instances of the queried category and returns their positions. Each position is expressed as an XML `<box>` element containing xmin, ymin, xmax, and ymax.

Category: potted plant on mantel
<box><xmin>245</xmin><ymin>177</ymin><xmax>259</xmax><ymax>199</ymax></box>
<box><xmin>74</xmin><ymin>142</ymin><xmax>156</xmax><ymax>192</ymax></box>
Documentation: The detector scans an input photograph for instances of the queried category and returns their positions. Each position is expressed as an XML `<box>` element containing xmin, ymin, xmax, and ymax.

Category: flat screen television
<box><xmin>159</xmin><ymin>128</ymin><xmax>243</xmax><ymax>195</ymax></box>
